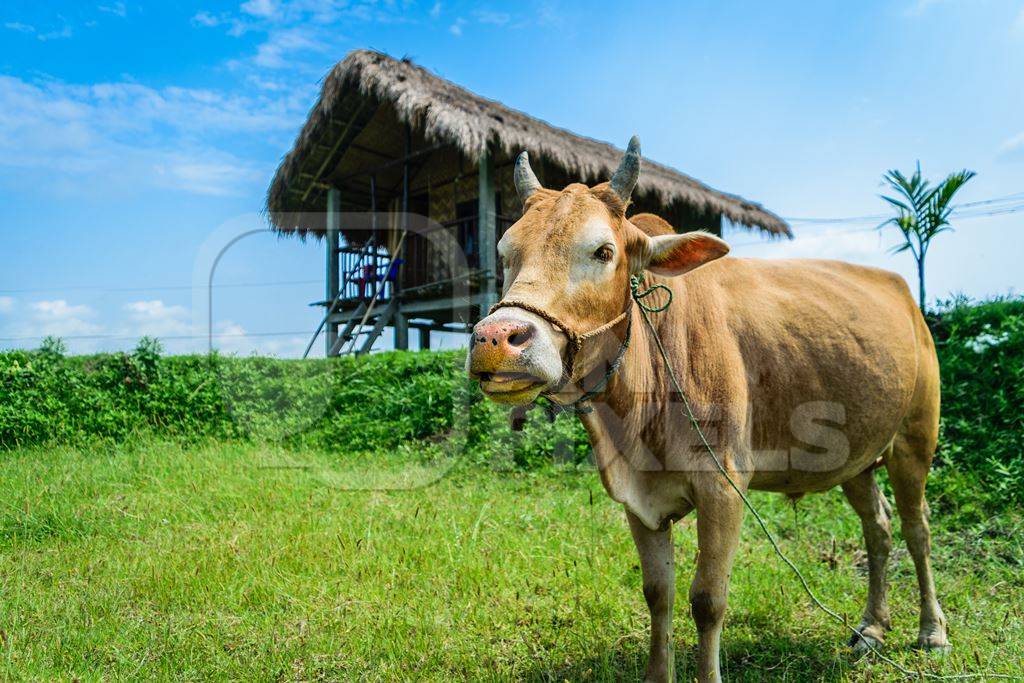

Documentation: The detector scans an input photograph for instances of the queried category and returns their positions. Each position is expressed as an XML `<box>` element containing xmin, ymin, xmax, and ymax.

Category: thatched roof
<box><xmin>266</xmin><ymin>49</ymin><xmax>791</xmax><ymax>238</ymax></box>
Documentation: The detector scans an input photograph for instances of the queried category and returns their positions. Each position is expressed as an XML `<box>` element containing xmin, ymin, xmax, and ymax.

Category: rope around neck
<box><xmin>629</xmin><ymin>276</ymin><xmax>1008</xmax><ymax>681</ymax></box>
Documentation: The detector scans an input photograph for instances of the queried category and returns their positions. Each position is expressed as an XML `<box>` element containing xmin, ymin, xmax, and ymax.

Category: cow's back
<box><xmin>681</xmin><ymin>257</ymin><xmax>934</xmax><ymax>492</ymax></box>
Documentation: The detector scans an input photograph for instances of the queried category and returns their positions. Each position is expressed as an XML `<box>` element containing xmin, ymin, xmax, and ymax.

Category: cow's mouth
<box><xmin>477</xmin><ymin>372</ymin><xmax>546</xmax><ymax>403</ymax></box>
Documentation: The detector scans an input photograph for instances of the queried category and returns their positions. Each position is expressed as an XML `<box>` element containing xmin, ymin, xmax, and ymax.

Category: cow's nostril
<box><xmin>508</xmin><ymin>325</ymin><xmax>534</xmax><ymax>348</ymax></box>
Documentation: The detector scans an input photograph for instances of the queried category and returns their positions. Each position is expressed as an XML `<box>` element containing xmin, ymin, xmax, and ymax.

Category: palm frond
<box><xmin>880</xmin><ymin>194</ymin><xmax>912</xmax><ymax>213</ymax></box>
<box><xmin>878</xmin><ymin>163</ymin><xmax>974</xmax><ymax>309</ymax></box>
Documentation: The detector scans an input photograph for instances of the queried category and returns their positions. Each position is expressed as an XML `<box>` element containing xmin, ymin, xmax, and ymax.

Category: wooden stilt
<box><xmin>325</xmin><ymin>188</ymin><xmax>341</xmax><ymax>356</ymax></box>
<box><xmin>477</xmin><ymin>146</ymin><xmax>497</xmax><ymax>317</ymax></box>
<box><xmin>394</xmin><ymin>125</ymin><xmax>411</xmax><ymax>351</ymax></box>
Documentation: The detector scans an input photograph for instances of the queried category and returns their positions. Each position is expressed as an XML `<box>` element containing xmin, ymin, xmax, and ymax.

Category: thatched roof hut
<box><xmin>267</xmin><ymin>50</ymin><xmax>792</xmax><ymax>356</ymax></box>
<box><xmin>265</xmin><ymin>49</ymin><xmax>791</xmax><ymax>239</ymax></box>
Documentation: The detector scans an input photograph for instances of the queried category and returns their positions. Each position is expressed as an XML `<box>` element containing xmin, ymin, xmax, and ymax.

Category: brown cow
<box><xmin>467</xmin><ymin>138</ymin><xmax>948</xmax><ymax>682</ymax></box>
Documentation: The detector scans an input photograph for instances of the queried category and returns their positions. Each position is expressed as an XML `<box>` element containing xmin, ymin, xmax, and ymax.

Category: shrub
<box><xmin>0</xmin><ymin>297</ymin><xmax>1019</xmax><ymax>513</ymax></box>
<box><xmin>929</xmin><ymin>296</ymin><xmax>1024</xmax><ymax>510</ymax></box>
<box><xmin>38</xmin><ymin>336</ymin><xmax>67</xmax><ymax>359</ymax></box>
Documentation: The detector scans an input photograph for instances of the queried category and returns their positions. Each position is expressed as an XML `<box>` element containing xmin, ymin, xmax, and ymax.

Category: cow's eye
<box><xmin>593</xmin><ymin>245</ymin><xmax>614</xmax><ymax>263</ymax></box>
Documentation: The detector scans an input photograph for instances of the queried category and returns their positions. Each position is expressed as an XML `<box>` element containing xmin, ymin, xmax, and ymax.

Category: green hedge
<box><xmin>0</xmin><ymin>339</ymin><xmax>585</xmax><ymax>468</ymax></box>
<box><xmin>929</xmin><ymin>297</ymin><xmax>1024</xmax><ymax>511</ymax></box>
<box><xmin>1</xmin><ymin>298</ymin><xmax>1021</xmax><ymax>509</ymax></box>
<box><xmin>0</xmin><ymin>347</ymin><xmax>452</xmax><ymax>450</ymax></box>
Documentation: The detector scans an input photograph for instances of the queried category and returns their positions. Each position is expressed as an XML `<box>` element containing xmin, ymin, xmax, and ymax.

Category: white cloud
<box><xmin>191</xmin><ymin>11</ymin><xmax>221</xmax><ymax>27</ymax></box>
<box><xmin>122</xmin><ymin>300</ymin><xmax>190</xmax><ymax>337</ymax></box>
<box><xmin>37</xmin><ymin>25</ymin><xmax>73</xmax><ymax>41</ymax></box>
<box><xmin>998</xmin><ymin>131</ymin><xmax>1024</xmax><ymax>161</ymax></box>
<box><xmin>246</xmin><ymin>74</ymin><xmax>287</xmax><ymax>91</ymax></box>
<box><xmin>213</xmin><ymin>319</ymin><xmax>307</xmax><ymax>357</ymax></box>
<box><xmin>32</xmin><ymin>300</ymin><xmax>93</xmax><ymax>318</ymax></box>
<box><xmin>430</xmin><ymin>1</ymin><xmax>442</xmax><ymax>19</ymax></box>
<box><xmin>241</xmin><ymin>0</ymin><xmax>278</xmax><ymax>19</ymax></box>
<box><xmin>449</xmin><ymin>18</ymin><xmax>466</xmax><ymax>36</ymax></box>
<box><xmin>153</xmin><ymin>153</ymin><xmax>264</xmax><ymax>196</ymax></box>
<box><xmin>4</xmin><ymin>22</ymin><xmax>35</xmax><ymax>34</ymax></box>
<box><xmin>214</xmin><ymin>320</ymin><xmax>251</xmax><ymax>355</ymax></box>
<box><xmin>730</xmin><ymin>225</ymin><xmax>891</xmax><ymax>265</ymax></box>
<box><xmin>254</xmin><ymin>335</ymin><xmax>308</xmax><ymax>357</ymax></box>
<box><xmin>98</xmin><ymin>2</ymin><xmax>127</xmax><ymax>18</ymax></box>
<box><xmin>0</xmin><ymin>73</ymin><xmax>299</xmax><ymax>197</ymax></box>
<box><xmin>5</xmin><ymin>20</ymin><xmax>72</xmax><ymax>40</ymax></box>
<box><xmin>226</xmin><ymin>20</ymin><xmax>253</xmax><ymax>37</ymax></box>
<box><xmin>0</xmin><ymin>296</ymin><xmax>311</xmax><ymax>356</ymax></box>
<box><xmin>251</xmin><ymin>28</ymin><xmax>330</xmax><ymax>68</ymax></box>
<box><xmin>209</xmin><ymin>0</ymin><xmax>415</xmax><ymax>77</ymax></box>
<box><xmin>27</xmin><ymin>300</ymin><xmax>102</xmax><ymax>337</ymax></box>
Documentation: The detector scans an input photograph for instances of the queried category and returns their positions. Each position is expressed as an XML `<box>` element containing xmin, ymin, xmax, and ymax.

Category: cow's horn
<box><xmin>514</xmin><ymin>151</ymin><xmax>542</xmax><ymax>203</ymax></box>
<box><xmin>610</xmin><ymin>135</ymin><xmax>641</xmax><ymax>202</ymax></box>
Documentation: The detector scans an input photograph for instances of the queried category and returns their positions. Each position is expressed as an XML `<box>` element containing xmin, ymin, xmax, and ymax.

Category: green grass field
<box><xmin>1</xmin><ymin>441</ymin><xmax>1021</xmax><ymax>681</ymax></box>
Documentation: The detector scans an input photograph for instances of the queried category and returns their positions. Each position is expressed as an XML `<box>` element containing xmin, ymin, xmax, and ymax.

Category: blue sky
<box><xmin>1</xmin><ymin>0</ymin><xmax>1022</xmax><ymax>355</ymax></box>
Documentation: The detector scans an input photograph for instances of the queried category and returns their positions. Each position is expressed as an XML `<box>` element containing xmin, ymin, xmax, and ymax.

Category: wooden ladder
<box><xmin>329</xmin><ymin>299</ymin><xmax>398</xmax><ymax>356</ymax></box>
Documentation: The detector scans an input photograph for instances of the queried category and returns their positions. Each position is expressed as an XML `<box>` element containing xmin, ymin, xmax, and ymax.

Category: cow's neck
<box><xmin>580</xmin><ymin>275</ymin><xmax>691</xmax><ymax>425</ymax></box>
<box><xmin>572</xmin><ymin>279</ymin><xmax>698</xmax><ymax>526</ymax></box>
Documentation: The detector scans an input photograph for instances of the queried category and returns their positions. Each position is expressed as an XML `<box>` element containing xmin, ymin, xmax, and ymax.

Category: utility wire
<box><xmin>729</xmin><ymin>201</ymin><xmax>1024</xmax><ymax>248</ymax></box>
<box><xmin>0</xmin><ymin>330</ymin><xmax>311</xmax><ymax>343</ymax></box>
<box><xmin>2</xmin><ymin>193</ymin><xmax>1020</xmax><ymax>296</ymax></box>
<box><xmin>0</xmin><ymin>278</ymin><xmax>322</xmax><ymax>295</ymax></box>
<box><xmin>779</xmin><ymin>191</ymin><xmax>1024</xmax><ymax>225</ymax></box>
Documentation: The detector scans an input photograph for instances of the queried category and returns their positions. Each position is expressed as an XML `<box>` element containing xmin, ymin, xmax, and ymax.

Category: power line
<box><xmin>778</xmin><ymin>191</ymin><xmax>1024</xmax><ymax>226</ymax></box>
<box><xmin>0</xmin><ymin>278</ymin><xmax>323</xmax><ymax>295</ymax></box>
<box><xmin>957</xmin><ymin>191</ymin><xmax>1024</xmax><ymax>208</ymax></box>
<box><xmin>2</xmin><ymin>193</ymin><xmax>1020</xmax><ymax>296</ymax></box>
<box><xmin>783</xmin><ymin>204</ymin><xmax>1024</xmax><ymax>226</ymax></box>
<box><xmin>0</xmin><ymin>330</ymin><xmax>311</xmax><ymax>343</ymax></box>
<box><xmin>955</xmin><ymin>202</ymin><xmax>1024</xmax><ymax>218</ymax></box>
<box><xmin>728</xmin><ymin>203</ymin><xmax>1024</xmax><ymax>249</ymax></box>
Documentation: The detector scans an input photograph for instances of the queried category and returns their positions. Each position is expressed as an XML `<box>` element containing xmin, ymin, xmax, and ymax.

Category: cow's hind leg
<box><xmin>840</xmin><ymin>464</ymin><xmax>893</xmax><ymax>651</ymax></box>
<box><xmin>887</xmin><ymin>430</ymin><xmax>949</xmax><ymax>650</ymax></box>
<box><xmin>627</xmin><ymin>510</ymin><xmax>676</xmax><ymax>683</ymax></box>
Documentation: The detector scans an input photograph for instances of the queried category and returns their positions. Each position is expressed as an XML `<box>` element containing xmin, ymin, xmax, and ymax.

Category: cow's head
<box><xmin>467</xmin><ymin>137</ymin><xmax>729</xmax><ymax>405</ymax></box>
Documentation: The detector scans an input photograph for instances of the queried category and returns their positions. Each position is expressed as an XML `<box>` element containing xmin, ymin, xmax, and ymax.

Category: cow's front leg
<box><xmin>690</xmin><ymin>485</ymin><xmax>745</xmax><ymax>682</ymax></box>
<box><xmin>627</xmin><ymin>510</ymin><xmax>676</xmax><ymax>683</ymax></box>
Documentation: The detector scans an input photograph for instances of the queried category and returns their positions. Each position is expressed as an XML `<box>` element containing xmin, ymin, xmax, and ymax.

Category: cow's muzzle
<box><xmin>467</xmin><ymin>308</ymin><xmax>565</xmax><ymax>404</ymax></box>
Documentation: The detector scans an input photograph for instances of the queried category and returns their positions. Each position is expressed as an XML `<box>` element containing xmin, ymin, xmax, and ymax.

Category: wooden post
<box><xmin>394</xmin><ymin>312</ymin><xmax>409</xmax><ymax>351</ymax></box>
<box><xmin>418</xmin><ymin>327</ymin><xmax>430</xmax><ymax>351</ymax></box>
<box><xmin>477</xmin><ymin>146</ymin><xmax>498</xmax><ymax>316</ymax></box>
<box><xmin>325</xmin><ymin>188</ymin><xmax>341</xmax><ymax>356</ymax></box>
<box><xmin>393</xmin><ymin>125</ymin><xmax>412</xmax><ymax>351</ymax></box>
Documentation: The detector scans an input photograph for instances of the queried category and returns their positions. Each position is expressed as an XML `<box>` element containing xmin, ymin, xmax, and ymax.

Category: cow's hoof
<box><xmin>848</xmin><ymin>623</ymin><xmax>886</xmax><ymax>654</ymax></box>
<box><xmin>914</xmin><ymin>634</ymin><xmax>951</xmax><ymax>654</ymax></box>
<box><xmin>848</xmin><ymin>631</ymin><xmax>884</xmax><ymax>655</ymax></box>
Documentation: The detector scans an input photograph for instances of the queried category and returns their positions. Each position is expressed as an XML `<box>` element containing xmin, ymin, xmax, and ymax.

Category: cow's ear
<box><xmin>644</xmin><ymin>231</ymin><xmax>729</xmax><ymax>277</ymax></box>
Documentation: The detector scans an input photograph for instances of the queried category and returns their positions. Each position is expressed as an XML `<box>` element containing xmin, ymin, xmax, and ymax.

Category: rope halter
<box><xmin>487</xmin><ymin>275</ymin><xmax>673</xmax><ymax>416</ymax></box>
